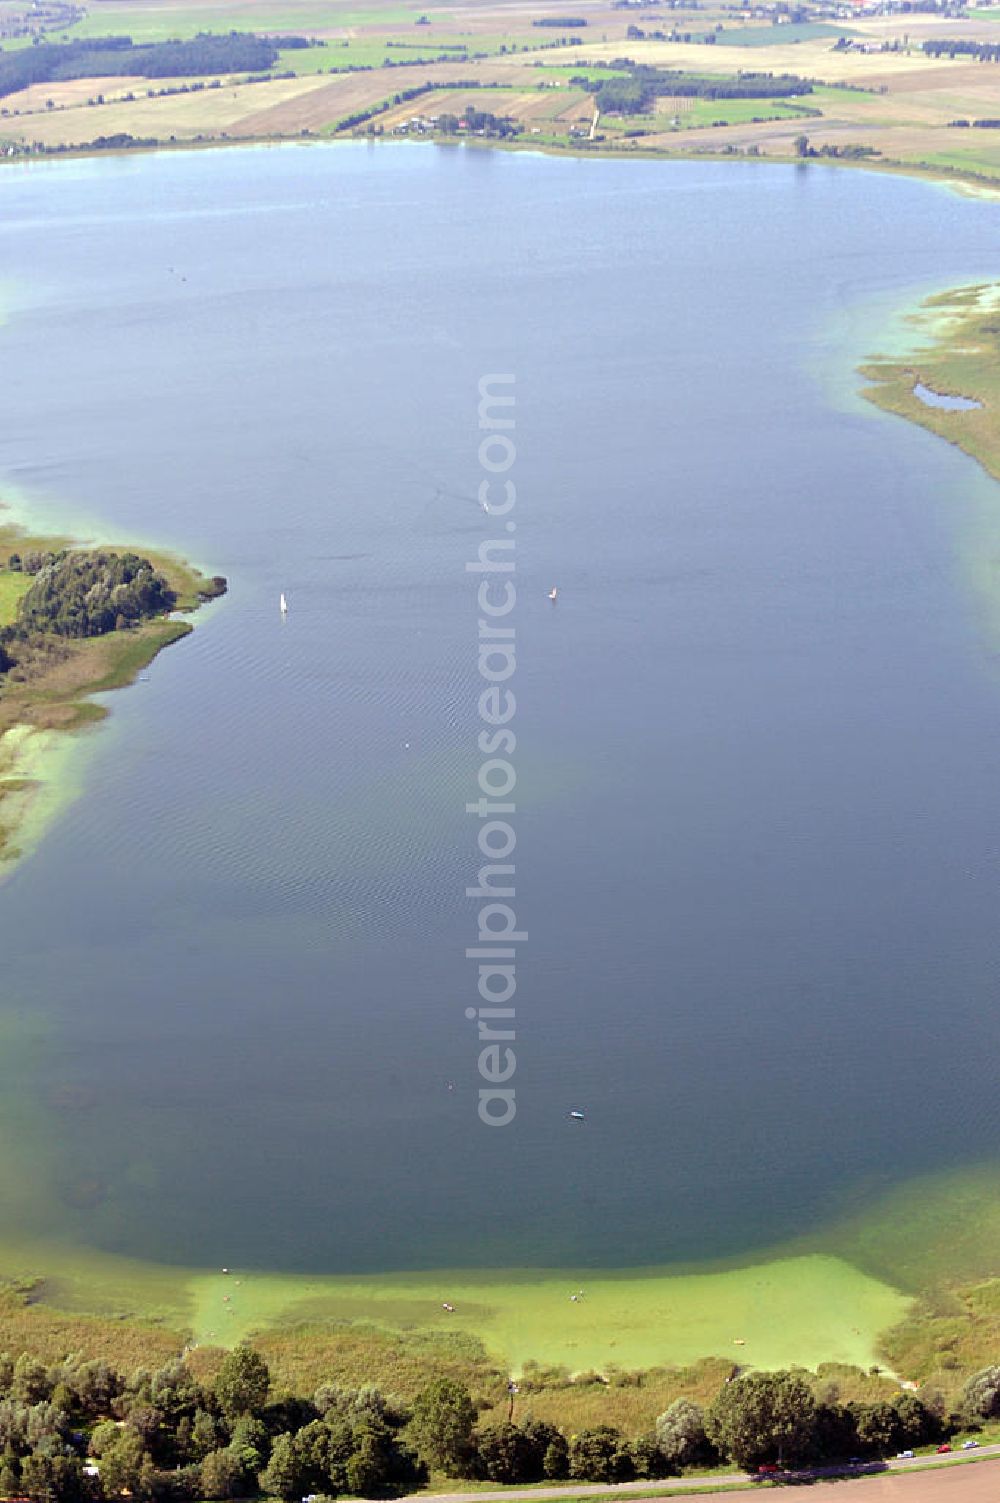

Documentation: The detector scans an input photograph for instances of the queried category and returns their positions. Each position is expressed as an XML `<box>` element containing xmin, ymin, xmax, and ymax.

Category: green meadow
<box><xmin>0</xmin><ymin>569</ymin><xmax>32</xmax><ymax>626</ymax></box>
<box><xmin>908</xmin><ymin>149</ymin><xmax>1000</xmax><ymax>182</ymax></box>
<box><xmin>716</xmin><ymin>21</ymin><xmax>856</xmax><ymax>45</ymax></box>
<box><xmin>272</xmin><ymin>39</ymin><xmax>499</xmax><ymax>74</ymax></box>
<box><xmin>674</xmin><ymin>97</ymin><xmax>817</xmax><ymax>127</ymax></box>
<box><xmin>536</xmin><ymin>64</ymin><xmax>631</xmax><ymax>82</ymax></box>
<box><xmin>64</xmin><ymin>5</ymin><xmax>423</xmax><ymax>43</ymax></box>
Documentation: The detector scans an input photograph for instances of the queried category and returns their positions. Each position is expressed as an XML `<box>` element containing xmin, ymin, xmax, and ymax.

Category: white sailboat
<box><xmin>279</xmin><ymin>592</ymin><xmax>288</xmax><ymax>615</ymax></box>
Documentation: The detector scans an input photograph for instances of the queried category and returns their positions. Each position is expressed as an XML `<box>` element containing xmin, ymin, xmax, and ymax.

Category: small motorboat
<box><xmin>548</xmin><ymin>587</ymin><xmax>558</xmax><ymax>602</ymax></box>
<box><xmin>280</xmin><ymin>592</ymin><xmax>288</xmax><ymax>615</ymax></box>
<box><xmin>567</xmin><ymin>1109</ymin><xmax>585</xmax><ymax>1121</ymax></box>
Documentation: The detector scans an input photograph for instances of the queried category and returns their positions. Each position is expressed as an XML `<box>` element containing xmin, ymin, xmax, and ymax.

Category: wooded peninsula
<box><xmin>0</xmin><ymin>521</ymin><xmax>225</xmax><ymax>865</ymax></box>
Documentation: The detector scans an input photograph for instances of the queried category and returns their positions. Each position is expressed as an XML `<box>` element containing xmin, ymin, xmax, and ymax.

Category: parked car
<box><xmin>897</xmin><ymin>1450</ymin><xmax>915</xmax><ymax>1460</ymax></box>
<box><xmin>962</xmin><ymin>1440</ymin><xmax>980</xmax><ymax>1450</ymax></box>
<box><xmin>756</xmin><ymin>1463</ymin><xmax>779</xmax><ymax>1475</ymax></box>
<box><xmin>936</xmin><ymin>1443</ymin><xmax>952</xmax><ymax>1454</ymax></box>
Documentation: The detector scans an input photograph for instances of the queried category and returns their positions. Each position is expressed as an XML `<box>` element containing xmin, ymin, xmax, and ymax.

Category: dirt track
<box><xmin>697</xmin><ymin>1460</ymin><xmax>1000</xmax><ymax>1498</ymax></box>
<box><xmin>408</xmin><ymin>1454</ymin><xmax>1000</xmax><ymax>1503</ymax></box>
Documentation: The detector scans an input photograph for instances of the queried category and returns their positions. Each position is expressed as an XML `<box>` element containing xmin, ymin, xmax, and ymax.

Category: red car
<box><xmin>937</xmin><ymin>1444</ymin><xmax>952</xmax><ymax>1454</ymax></box>
<box><xmin>756</xmin><ymin>1463</ymin><xmax>779</xmax><ymax>1475</ymax></box>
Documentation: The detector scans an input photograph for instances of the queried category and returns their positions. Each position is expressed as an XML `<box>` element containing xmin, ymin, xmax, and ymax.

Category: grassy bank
<box><xmin>860</xmin><ymin>284</ymin><xmax>1000</xmax><ymax>484</ymax></box>
<box><xmin>0</xmin><ymin>517</ymin><xmax>223</xmax><ymax>865</ymax></box>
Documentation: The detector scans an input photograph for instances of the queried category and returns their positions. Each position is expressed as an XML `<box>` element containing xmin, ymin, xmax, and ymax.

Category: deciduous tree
<box><xmin>408</xmin><ymin>1379</ymin><xmax>475</xmax><ymax>1473</ymax></box>
<box><xmin>706</xmin><ymin>1371</ymin><xmax>816</xmax><ymax>1469</ymax></box>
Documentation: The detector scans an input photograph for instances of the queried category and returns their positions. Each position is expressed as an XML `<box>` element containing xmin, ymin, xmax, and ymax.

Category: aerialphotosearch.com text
<box><xmin>465</xmin><ymin>373</ymin><xmax>521</xmax><ymax>1128</ymax></box>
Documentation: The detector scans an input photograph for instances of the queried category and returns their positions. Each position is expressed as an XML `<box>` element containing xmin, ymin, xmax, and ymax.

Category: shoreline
<box><xmin>3</xmin><ymin>127</ymin><xmax>1000</xmax><ymax>203</ymax></box>
<box><xmin>7</xmin><ymin>1157</ymin><xmax>1000</xmax><ymax>1376</ymax></box>
<box><xmin>1</xmin><ymin>178</ymin><xmax>999</xmax><ymax>1411</ymax></box>
<box><xmin>0</xmin><ymin>1232</ymin><xmax>911</xmax><ymax>1386</ymax></box>
<box><xmin>860</xmin><ymin>282</ymin><xmax>1000</xmax><ymax>488</ymax></box>
<box><xmin>0</xmin><ymin>513</ymin><xmax>224</xmax><ymax>867</ymax></box>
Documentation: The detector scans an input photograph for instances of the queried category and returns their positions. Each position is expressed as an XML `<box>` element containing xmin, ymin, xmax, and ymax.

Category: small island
<box><xmin>0</xmin><ymin>517</ymin><xmax>225</xmax><ymax>864</ymax></box>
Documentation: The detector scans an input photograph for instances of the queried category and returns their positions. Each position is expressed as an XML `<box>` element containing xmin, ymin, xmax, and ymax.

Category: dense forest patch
<box><xmin>0</xmin><ymin>34</ymin><xmax>311</xmax><ymax>98</ymax></box>
<box><xmin>579</xmin><ymin>64</ymin><xmax>814</xmax><ymax>114</ymax></box>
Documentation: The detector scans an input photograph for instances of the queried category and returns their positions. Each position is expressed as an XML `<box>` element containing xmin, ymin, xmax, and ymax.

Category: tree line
<box><xmin>3</xmin><ymin>1347</ymin><xmax>1000</xmax><ymax>1503</ymax></box>
<box><xmin>435</xmin><ymin>108</ymin><xmax>520</xmax><ymax>137</ymax></box>
<box><xmin>923</xmin><ymin>37</ymin><xmax>1000</xmax><ymax>59</ymax></box>
<box><xmin>581</xmin><ymin>65</ymin><xmax>813</xmax><ymax>115</ymax></box>
<box><xmin>0</xmin><ymin>34</ymin><xmax>309</xmax><ymax>99</ymax></box>
<box><xmin>418</xmin><ymin>1368</ymin><xmax>993</xmax><ymax>1481</ymax></box>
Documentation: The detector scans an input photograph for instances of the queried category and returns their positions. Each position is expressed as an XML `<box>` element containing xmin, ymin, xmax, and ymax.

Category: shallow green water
<box><xmin>1</xmin><ymin>147</ymin><xmax>1000</xmax><ymax>1283</ymax></box>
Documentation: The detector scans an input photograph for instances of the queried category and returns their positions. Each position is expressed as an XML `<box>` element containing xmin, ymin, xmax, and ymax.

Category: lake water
<box><xmin>914</xmin><ymin>381</ymin><xmax>982</xmax><ymax>412</ymax></box>
<box><xmin>1</xmin><ymin>144</ymin><xmax>1000</xmax><ymax>1277</ymax></box>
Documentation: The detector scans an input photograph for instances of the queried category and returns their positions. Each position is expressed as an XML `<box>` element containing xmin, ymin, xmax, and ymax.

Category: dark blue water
<box><xmin>1</xmin><ymin>145</ymin><xmax>1000</xmax><ymax>1274</ymax></box>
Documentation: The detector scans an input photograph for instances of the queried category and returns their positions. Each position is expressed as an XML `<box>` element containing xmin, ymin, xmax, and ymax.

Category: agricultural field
<box><xmin>375</xmin><ymin>80</ymin><xmax>593</xmax><ymax>132</ymax></box>
<box><xmin>2</xmin><ymin>0</ymin><xmax>1000</xmax><ymax>186</ymax></box>
<box><xmin>713</xmin><ymin>20</ymin><xmax>859</xmax><ymax>45</ymax></box>
<box><xmin>647</xmin><ymin>93</ymin><xmax>819</xmax><ymax>129</ymax></box>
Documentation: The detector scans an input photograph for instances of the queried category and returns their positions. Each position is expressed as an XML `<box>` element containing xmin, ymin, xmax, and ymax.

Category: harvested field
<box><xmin>1</xmin><ymin>74</ymin><xmax>151</xmax><ymax>113</ymax></box>
<box><xmin>231</xmin><ymin>59</ymin><xmax>519</xmax><ymax>132</ymax></box>
<box><xmin>232</xmin><ymin>69</ymin><xmax>423</xmax><ymax>132</ymax></box>
<box><xmin>536</xmin><ymin>36</ymin><xmax>968</xmax><ymax>86</ymax></box>
<box><xmin>374</xmin><ymin>82</ymin><xmax>590</xmax><ymax>129</ymax></box>
<box><xmin>2</xmin><ymin>72</ymin><xmax>330</xmax><ymax>144</ymax></box>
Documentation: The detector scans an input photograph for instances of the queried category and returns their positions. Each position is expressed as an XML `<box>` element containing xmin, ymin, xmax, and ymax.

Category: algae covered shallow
<box><xmin>2</xmin><ymin>147</ymin><xmax>1000</xmax><ymax>1369</ymax></box>
<box><xmin>0</xmin><ymin>1231</ymin><xmax>909</xmax><ymax>1374</ymax></box>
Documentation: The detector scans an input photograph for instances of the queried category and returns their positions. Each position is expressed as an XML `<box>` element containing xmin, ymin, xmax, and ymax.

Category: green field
<box><xmin>716</xmin><ymin>21</ymin><xmax>857</xmax><ymax>45</ymax></box>
<box><xmin>276</xmin><ymin>41</ymin><xmax>402</xmax><ymax>71</ymax></box>
<box><xmin>594</xmin><ymin>96</ymin><xmax>814</xmax><ymax>135</ymax></box>
<box><xmin>536</xmin><ymin>63</ymin><xmax>631</xmax><ymax>82</ymax></box>
<box><xmin>676</xmin><ymin>97</ymin><xmax>817</xmax><ymax>127</ymax></box>
<box><xmin>63</xmin><ymin>4</ymin><xmax>423</xmax><ymax>43</ymax></box>
<box><xmin>273</xmin><ymin>38</ymin><xmax>509</xmax><ymax>73</ymax></box>
<box><xmin>908</xmin><ymin>149</ymin><xmax>1000</xmax><ymax>182</ymax></box>
<box><xmin>0</xmin><ymin>569</ymin><xmax>31</xmax><ymax>625</ymax></box>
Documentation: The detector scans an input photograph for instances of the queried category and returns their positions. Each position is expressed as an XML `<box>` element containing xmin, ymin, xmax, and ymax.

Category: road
<box><xmin>406</xmin><ymin>1444</ymin><xmax>1000</xmax><ymax>1502</ymax></box>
